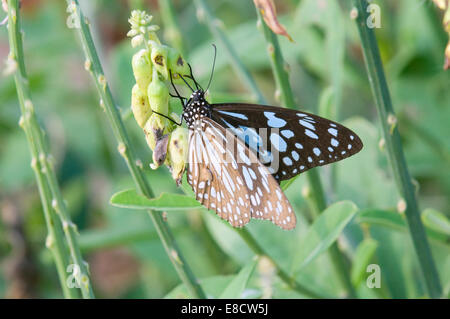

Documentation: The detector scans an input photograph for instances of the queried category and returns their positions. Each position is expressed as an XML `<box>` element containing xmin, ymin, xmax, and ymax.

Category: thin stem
<box><xmin>194</xmin><ymin>0</ymin><xmax>266</xmax><ymax>104</ymax></box>
<box><xmin>256</xmin><ymin>14</ymin><xmax>296</xmax><ymax>109</ymax></box>
<box><xmin>352</xmin><ymin>0</ymin><xmax>442</xmax><ymax>298</ymax></box>
<box><xmin>6</xmin><ymin>0</ymin><xmax>84</xmax><ymax>299</ymax></box>
<box><xmin>256</xmin><ymin>8</ymin><xmax>356</xmax><ymax>298</ymax></box>
<box><xmin>66</xmin><ymin>0</ymin><xmax>206</xmax><ymax>299</ymax></box>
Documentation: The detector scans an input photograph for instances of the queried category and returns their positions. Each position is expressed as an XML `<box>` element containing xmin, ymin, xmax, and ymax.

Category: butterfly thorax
<box><xmin>183</xmin><ymin>90</ymin><xmax>211</xmax><ymax>129</ymax></box>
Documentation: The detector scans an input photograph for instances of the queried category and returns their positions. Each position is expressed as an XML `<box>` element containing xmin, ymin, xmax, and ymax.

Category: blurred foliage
<box><xmin>0</xmin><ymin>0</ymin><xmax>449</xmax><ymax>298</ymax></box>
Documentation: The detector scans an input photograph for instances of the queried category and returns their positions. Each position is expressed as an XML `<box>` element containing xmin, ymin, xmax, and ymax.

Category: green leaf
<box><xmin>351</xmin><ymin>238</ymin><xmax>378</xmax><ymax>287</ymax></box>
<box><xmin>219</xmin><ymin>257</ymin><xmax>258</xmax><ymax>299</ymax></box>
<box><xmin>422</xmin><ymin>208</ymin><xmax>450</xmax><ymax>237</ymax></box>
<box><xmin>110</xmin><ymin>189</ymin><xmax>202</xmax><ymax>211</ymax></box>
<box><xmin>280</xmin><ymin>175</ymin><xmax>300</xmax><ymax>191</ymax></box>
<box><xmin>291</xmin><ymin>201</ymin><xmax>358</xmax><ymax>274</ymax></box>
<box><xmin>358</xmin><ymin>209</ymin><xmax>406</xmax><ymax>231</ymax></box>
<box><xmin>358</xmin><ymin>209</ymin><xmax>449</xmax><ymax>244</ymax></box>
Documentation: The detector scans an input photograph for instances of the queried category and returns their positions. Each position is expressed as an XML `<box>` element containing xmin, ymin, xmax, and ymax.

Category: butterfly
<box><xmin>157</xmin><ymin>49</ymin><xmax>363</xmax><ymax>230</ymax></box>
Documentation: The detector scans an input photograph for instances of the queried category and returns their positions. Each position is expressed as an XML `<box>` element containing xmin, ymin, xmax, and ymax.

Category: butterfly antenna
<box><xmin>169</xmin><ymin>70</ymin><xmax>187</xmax><ymax>108</ymax></box>
<box><xmin>179</xmin><ymin>73</ymin><xmax>195</xmax><ymax>92</ymax></box>
<box><xmin>205</xmin><ymin>44</ymin><xmax>217</xmax><ymax>93</ymax></box>
<box><xmin>187</xmin><ymin>64</ymin><xmax>202</xmax><ymax>91</ymax></box>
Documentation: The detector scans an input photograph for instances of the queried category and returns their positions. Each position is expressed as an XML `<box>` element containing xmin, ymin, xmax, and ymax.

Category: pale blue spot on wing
<box><xmin>331</xmin><ymin>138</ymin><xmax>339</xmax><ymax>147</ymax></box>
<box><xmin>264</xmin><ymin>112</ymin><xmax>287</xmax><ymax>128</ymax></box>
<box><xmin>305</xmin><ymin>129</ymin><xmax>319</xmax><ymax>139</ymax></box>
<box><xmin>217</xmin><ymin>110</ymin><xmax>248</xmax><ymax>120</ymax></box>
<box><xmin>313</xmin><ymin>147</ymin><xmax>321</xmax><ymax>156</ymax></box>
<box><xmin>299</xmin><ymin>119</ymin><xmax>315</xmax><ymax>130</ymax></box>
<box><xmin>270</xmin><ymin>132</ymin><xmax>287</xmax><ymax>152</ymax></box>
<box><xmin>328</xmin><ymin>128</ymin><xmax>338</xmax><ymax>137</ymax></box>
<box><xmin>281</xmin><ymin>129</ymin><xmax>294</xmax><ymax>138</ymax></box>
<box><xmin>283</xmin><ymin>157</ymin><xmax>293</xmax><ymax>166</ymax></box>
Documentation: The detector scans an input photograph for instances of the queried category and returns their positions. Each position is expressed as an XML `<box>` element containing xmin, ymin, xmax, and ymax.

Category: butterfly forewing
<box><xmin>211</xmin><ymin>103</ymin><xmax>363</xmax><ymax>182</ymax></box>
<box><xmin>187</xmin><ymin>117</ymin><xmax>296</xmax><ymax>230</ymax></box>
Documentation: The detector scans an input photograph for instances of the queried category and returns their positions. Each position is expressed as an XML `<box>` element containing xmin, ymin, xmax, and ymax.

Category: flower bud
<box><xmin>147</xmin><ymin>68</ymin><xmax>169</xmax><ymax>116</ymax></box>
<box><xmin>152</xmin><ymin>133</ymin><xmax>170</xmax><ymax>169</ymax></box>
<box><xmin>131</xmin><ymin>83</ymin><xmax>152</xmax><ymax>128</ymax></box>
<box><xmin>144</xmin><ymin>113</ymin><xmax>169</xmax><ymax>150</ymax></box>
<box><xmin>131</xmin><ymin>34</ymin><xmax>144</xmax><ymax>48</ymax></box>
<box><xmin>445</xmin><ymin>8</ymin><xmax>450</xmax><ymax>32</ymax></box>
<box><xmin>151</xmin><ymin>44</ymin><xmax>170</xmax><ymax>79</ymax></box>
<box><xmin>132</xmin><ymin>49</ymin><xmax>152</xmax><ymax>91</ymax></box>
<box><xmin>167</xmin><ymin>47</ymin><xmax>190</xmax><ymax>84</ymax></box>
<box><xmin>167</xmin><ymin>127</ymin><xmax>189</xmax><ymax>185</ymax></box>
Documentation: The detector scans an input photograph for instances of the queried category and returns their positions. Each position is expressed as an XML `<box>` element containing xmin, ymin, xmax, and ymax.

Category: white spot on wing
<box><xmin>242</xmin><ymin>166</ymin><xmax>254</xmax><ymax>190</ymax></box>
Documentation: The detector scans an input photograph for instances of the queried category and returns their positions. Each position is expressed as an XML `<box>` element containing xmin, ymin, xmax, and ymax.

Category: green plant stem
<box><xmin>256</xmin><ymin>8</ymin><xmax>356</xmax><ymax>298</ymax></box>
<box><xmin>66</xmin><ymin>0</ymin><xmax>206</xmax><ymax>299</ymax></box>
<box><xmin>237</xmin><ymin>228</ymin><xmax>329</xmax><ymax>298</ymax></box>
<box><xmin>6</xmin><ymin>0</ymin><xmax>89</xmax><ymax>299</ymax></box>
<box><xmin>352</xmin><ymin>0</ymin><xmax>442</xmax><ymax>298</ymax></box>
<box><xmin>194</xmin><ymin>0</ymin><xmax>266</xmax><ymax>104</ymax></box>
<box><xmin>158</xmin><ymin>0</ymin><xmax>186</xmax><ymax>56</ymax></box>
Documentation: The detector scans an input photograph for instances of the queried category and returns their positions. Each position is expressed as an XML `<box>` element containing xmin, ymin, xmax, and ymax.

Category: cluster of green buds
<box><xmin>432</xmin><ymin>0</ymin><xmax>450</xmax><ymax>70</ymax></box>
<box><xmin>128</xmin><ymin>10</ymin><xmax>189</xmax><ymax>184</ymax></box>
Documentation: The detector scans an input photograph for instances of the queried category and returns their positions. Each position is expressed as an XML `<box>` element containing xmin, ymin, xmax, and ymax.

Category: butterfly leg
<box><xmin>169</xmin><ymin>69</ymin><xmax>188</xmax><ymax>108</ymax></box>
<box><xmin>152</xmin><ymin>110</ymin><xmax>183</xmax><ymax>126</ymax></box>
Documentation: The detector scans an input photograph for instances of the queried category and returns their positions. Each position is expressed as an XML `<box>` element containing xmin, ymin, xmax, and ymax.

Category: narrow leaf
<box><xmin>422</xmin><ymin>208</ymin><xmax>450</xmax><ymax>237</ymax></box>
<box><xmin>350</xmin><ymin>238</ymin><xmax>378</xmax><ymax>287</ymax></box>
<box><xmin>358</xmin><ymin>209</ymin><xmax>449</xmax><ymax>243</ymax></box>
<box><xmin>110</xmin><ymin>188</ymin><xmax>202</xmax><ymax>211</ymax></box>
<box><xmin>219</xmin><ymin>257</ymin><xmax>258</xmax><ymax>299</ymax></box>
<box><xmin>358</xmin><ymin>209</ymin><xmax>406</xmax><ymax>231</ymax></box>
<box><xmin>291</xmin><ymin>201</ymin><xmax>358</xmax><ymax>274</ymax></box>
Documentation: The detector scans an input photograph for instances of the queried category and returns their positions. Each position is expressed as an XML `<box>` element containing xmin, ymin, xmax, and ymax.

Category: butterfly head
<box><xmin>188</xmin><ymin>90</ymin><xmax>207</xmax><ymax>104</ymax></box>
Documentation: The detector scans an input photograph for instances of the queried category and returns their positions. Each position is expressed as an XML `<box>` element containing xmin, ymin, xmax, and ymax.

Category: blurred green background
<box><xmin>0</xmin><ymin>0</ymin><xmax>449</xmax><ymax>298</ymax></box>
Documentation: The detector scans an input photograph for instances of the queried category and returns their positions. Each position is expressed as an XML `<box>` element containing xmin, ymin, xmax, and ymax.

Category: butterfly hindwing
<box><xmin>211</xmin><ymin>103</ymin><xmax>363</xmax><ymax>181</ymax></box>
<box><xmin>187</xmin><ymin>117</ymin><xmax>297</xmax><ymax>230</ymax></box>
